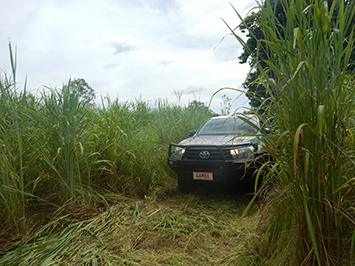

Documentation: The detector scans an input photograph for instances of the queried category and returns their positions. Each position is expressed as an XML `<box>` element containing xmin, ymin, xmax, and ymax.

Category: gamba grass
<box><xmin>41</xmin><ymin>80</ymin><xmax>93</xmax><ymax>202</ymax></box>
<box><xmin>0</xmin><ymin>45</ymin><xmax>40</xmax><ymax>234</ymax></box>
<box><xmin>0</xmin><ymin>44</ymin><xmax>214</xmax><ymax>243</ymax></box>
<box><xmin>91</xmin><ymin>96</ymin><xmax>213</xmax><ymax>197</ymax></box>
<box><xmin>0</xmin><ymin>189</ymin><xmax>260</xmax><ymax>266</ymax></box>
<box><xmin>227</xmin><ymin>0</ymin><xmax>355</xmax><ymax>265</ymax></box>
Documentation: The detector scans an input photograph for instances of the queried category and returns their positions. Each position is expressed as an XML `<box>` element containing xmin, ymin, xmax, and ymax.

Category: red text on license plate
<box><xmin>193</xmin><ymin>172</ymin><xmax>213</xmax><ymax>181</ymax></box>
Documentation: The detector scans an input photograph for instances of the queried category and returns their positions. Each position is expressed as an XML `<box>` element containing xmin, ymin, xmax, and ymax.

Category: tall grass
<box><xmin>0</xmin><ymin>45</ymin><xmax>40</xmax><ymax>234</ymax></box>
<box><xmin>41</xmin><ymin>81</ymin><xmax>93</xmax><ymax>202</ymax></box>
<box><xmin>0</xmin><ymin>73</ymin><xmax>27</xmax><ymax>233</ymax></box>
<box><xmin>0</xmin><ymin>48</ymin><xmax>213</xmax><ymax>240</ymax></box>
<box><xmin>229</xmin><ymin>0</ymin><xmax>355</xmax><ymax>264</ymax></box>
<box><xmin>93</xmin><ymin>97</ymin><xmax>213</xmax><ymax>196</ymax></box>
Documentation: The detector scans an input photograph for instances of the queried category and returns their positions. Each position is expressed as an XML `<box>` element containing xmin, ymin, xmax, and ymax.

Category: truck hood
<box><xmin>178</xmin><ymin>134</ymin><xmax>257</xmax><ymax>146</ymax></box>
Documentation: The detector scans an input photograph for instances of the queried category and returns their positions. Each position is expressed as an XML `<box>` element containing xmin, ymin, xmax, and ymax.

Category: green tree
<box><xmin>187</xmin><ymin>100</ymin><xmax>210</xmax><ymax>112</ymax></box>
<box><xmin>220</xmin><ymin>94</ymin><xmax>231</xmax><ymax>115</ymax></box>
<box><xmin>238</xmin><ymin>0</ymin><xmax>355</xmax><ymax>108</ymax></box>
<box><xmin>64</xmin><ymin>78</ymin><xmax>95</xmax><ymax>103</ymax></box>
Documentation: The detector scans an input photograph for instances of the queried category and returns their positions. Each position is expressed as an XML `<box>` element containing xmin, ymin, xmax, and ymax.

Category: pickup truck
<box><xmin>168</xmin><ymin>115</ymin><xmax>267</xmax><ymax>193</ymax></box>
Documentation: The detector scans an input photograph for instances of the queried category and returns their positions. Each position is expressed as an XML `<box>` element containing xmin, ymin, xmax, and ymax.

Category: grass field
<box><xmin>2</xmin><ymin>0</ymin><xmax>355</xmax><ymax>264</ymax></box>
<box><xmin>1</xmin><ymin>60</ymin><xmax>263</xmax><ymax>265</ymax></box>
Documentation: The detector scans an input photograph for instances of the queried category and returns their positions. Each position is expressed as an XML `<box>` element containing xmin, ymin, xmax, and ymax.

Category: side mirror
<box><xmin>188</xmin><ymin>130</ymin><xmax>196</xmax><ymax>137</ymax></box>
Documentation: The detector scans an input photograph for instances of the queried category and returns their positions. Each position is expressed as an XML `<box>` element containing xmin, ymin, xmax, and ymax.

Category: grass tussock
<box><xmin>228</xmin><ymin>0</ymin><xmax>355</xmax><ymax>265</ymax></box>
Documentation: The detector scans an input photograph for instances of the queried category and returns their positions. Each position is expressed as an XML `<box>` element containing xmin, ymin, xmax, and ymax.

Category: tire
<box><xmin>243</xmin><ymin>174</ymin><xmax>264</xmax><ymax>196</ymax></box>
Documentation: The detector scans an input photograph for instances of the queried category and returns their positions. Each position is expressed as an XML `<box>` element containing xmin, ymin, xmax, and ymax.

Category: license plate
<box><xmin>193</xmin><ymin>172</ymin><xmax>213</xmax><ymax>181</ymax></box>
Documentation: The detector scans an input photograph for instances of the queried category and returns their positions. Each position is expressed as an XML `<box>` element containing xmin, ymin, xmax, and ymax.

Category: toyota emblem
<box><xmin>199</xmin><ymin>150</ymin><xmax>210</xmax><ymax>159</ymax></box>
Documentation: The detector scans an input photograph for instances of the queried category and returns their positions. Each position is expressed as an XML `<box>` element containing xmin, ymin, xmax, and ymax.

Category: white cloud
<box><xmin>0</xmin><ymin>0</ymin><xmax>257</xmax><ymax>113</ymax></box>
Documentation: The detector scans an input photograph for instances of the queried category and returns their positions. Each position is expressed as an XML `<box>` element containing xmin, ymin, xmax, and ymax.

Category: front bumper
<box><xmin>168</xmin><ymin>158</ymin><xmax>254</xmax><ymax>185</ymax></box>
<box><xmin>167</xmin><ymin>143</ymin><xmax>259</xmax><ymax>186</ymax></box>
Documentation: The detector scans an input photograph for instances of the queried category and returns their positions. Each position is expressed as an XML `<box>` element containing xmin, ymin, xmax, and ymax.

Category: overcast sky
<box><xmin>0</xmin><ymin>0</ymin><xmax>258</xmax><ymax>113</ymax></box>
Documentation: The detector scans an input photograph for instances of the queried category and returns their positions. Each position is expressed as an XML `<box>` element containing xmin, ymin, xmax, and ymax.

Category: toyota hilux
<box><xmin>167</xmin><ymin>115</ymin><xmax>267</xmax><ymax>193</ymax></box>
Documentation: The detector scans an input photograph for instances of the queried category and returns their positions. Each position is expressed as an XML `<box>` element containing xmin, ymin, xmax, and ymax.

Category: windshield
<box><xmin>198</xmin><ymin>117</ymin><xmax>258</xmax><ymax>135</ymax></box>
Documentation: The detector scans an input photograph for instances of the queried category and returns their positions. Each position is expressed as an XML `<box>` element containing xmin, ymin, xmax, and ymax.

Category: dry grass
<box><xmin>0</xmin><ymin>186</ymin><xmax>260</xmax><ymax>266</ymax></box>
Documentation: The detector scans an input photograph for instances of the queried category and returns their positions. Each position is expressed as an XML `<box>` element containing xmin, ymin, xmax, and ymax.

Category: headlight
<box><xmin>174</xmin><ymin>147</ymin><xmax>185</xmax><ymax>158</ymax></box>
<box><xmin>230</xmin><ymin>147</ymin><xmax>253</xmax><ymax>159</ymax></box>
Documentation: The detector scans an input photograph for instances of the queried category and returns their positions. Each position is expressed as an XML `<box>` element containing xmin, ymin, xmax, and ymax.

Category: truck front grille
<box><xmin>183</xmin><ymin>146</ymin><xmax>233</xmax><ymax>161</ymax></box>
